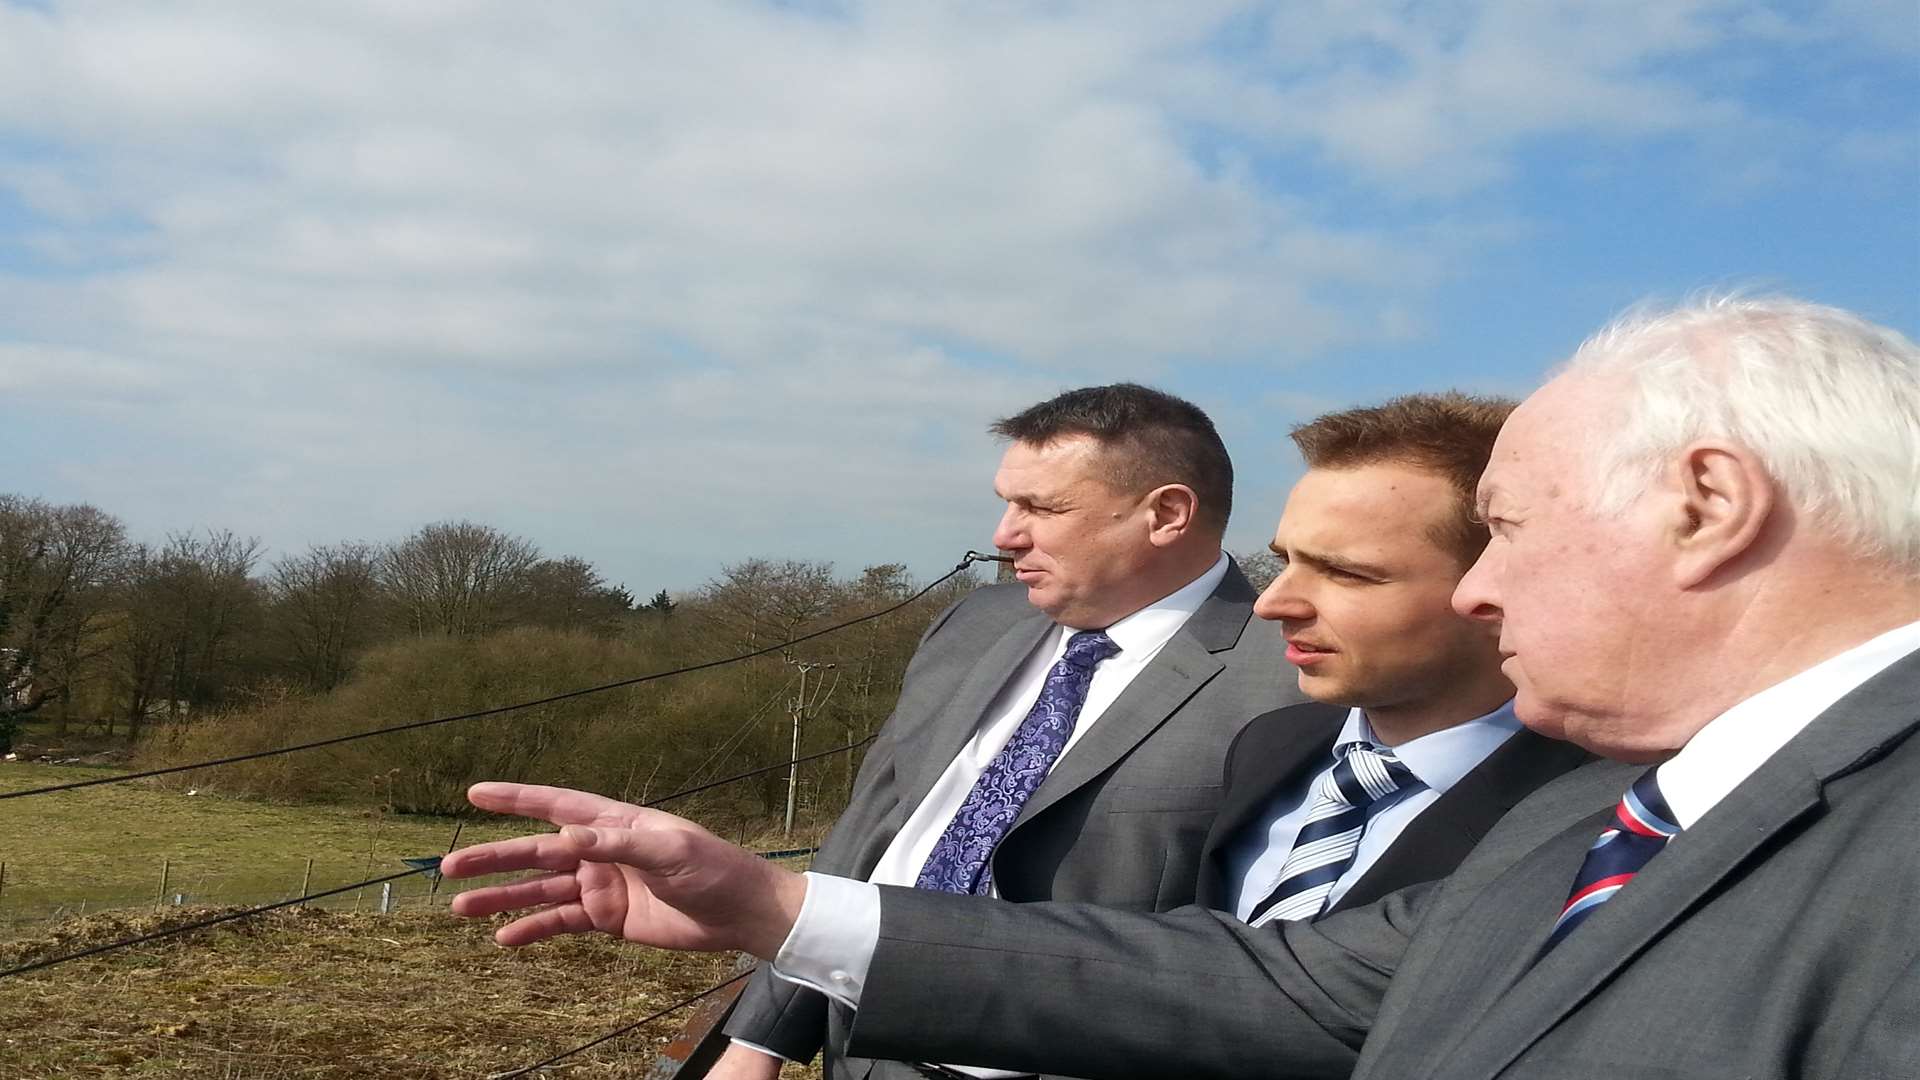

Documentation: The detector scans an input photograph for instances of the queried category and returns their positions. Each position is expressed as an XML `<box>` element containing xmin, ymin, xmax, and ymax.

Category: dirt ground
<box><xmin>0</xmin><ymin>906</ymin><xmax>821</xmax><ymax>1079</ymax></box>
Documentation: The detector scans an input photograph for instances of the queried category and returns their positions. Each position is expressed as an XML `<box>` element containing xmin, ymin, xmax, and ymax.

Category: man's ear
<box><xmin>1669</xmin><ymin>441</ymin><xmax>1774</xmax><ymax>588</ymax></box>
<box><xmin>1144</xmin><ymin>484</ymin><xmax>1200</xmax><ymax>547</ymax></box>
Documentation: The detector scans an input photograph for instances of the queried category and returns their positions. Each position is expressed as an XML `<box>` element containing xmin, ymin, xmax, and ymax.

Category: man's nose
<box><xmin>1452</xmin><ymin>546</ymin><xmax>1504</xmax><ymax>623</ymax></box>
<box><xmin>991</xmin><ymin>506</ymin><xmax>1026</xmax><ymax>552</ymax></box>
<box><xmin>1253</xmin><ymin>570</ymin><xmax>1312</xmax><ymax>623</ymax></box>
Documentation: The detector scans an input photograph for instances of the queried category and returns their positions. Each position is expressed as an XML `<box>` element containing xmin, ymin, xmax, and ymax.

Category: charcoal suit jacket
<box><xmin>846</xmin><ymin>650</ymin><xmax>1920</xmax><ymax>1080</ymax></box>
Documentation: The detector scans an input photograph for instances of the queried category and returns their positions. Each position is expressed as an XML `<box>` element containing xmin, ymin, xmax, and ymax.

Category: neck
<box><xmin>1655</xmin><ymin>575</ymin><xmax>1920</xmax><ymax>748</ymax></box>
<box><xmin>1362</xmin><ymin>672</ymin><xmax>1516</xmax><ymax>747</ymax></box>
<box><xmin>1113</xmin><ymin>545</ymin><xmax>1222</xmax><ymax>619</ymax></box>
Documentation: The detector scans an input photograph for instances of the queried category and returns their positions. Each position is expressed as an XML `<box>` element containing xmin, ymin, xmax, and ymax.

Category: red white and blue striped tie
<box><xmin>1541</xmin><ymin>768</ymin><xmax>1680</xmax><ymax>954</ymax></box>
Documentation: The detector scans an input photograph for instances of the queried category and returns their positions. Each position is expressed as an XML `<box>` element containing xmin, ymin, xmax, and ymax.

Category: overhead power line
<box><xmin>1</xmin><ymin>553</ymin><xmax>995</xmax><ymax>803</ymax></box>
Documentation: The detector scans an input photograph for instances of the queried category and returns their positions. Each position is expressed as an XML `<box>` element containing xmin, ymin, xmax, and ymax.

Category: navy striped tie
<box><xmin>1540</xmin><ymin>768</ymin><xmax>1680</xmax><ymax>954</ymax></box>
<box><xmin>1247</xmin><ymin>742</ymin><xmax>1421</xmax><ymax>926</ymax></box>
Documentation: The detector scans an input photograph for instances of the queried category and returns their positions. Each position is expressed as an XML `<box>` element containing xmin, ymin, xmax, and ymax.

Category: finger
<box><xmin>553</xmin><ymin>821</ymin><xmax>699</xmax><ymax>877</ymax></box>
<box><xmin>495</xmin><ymin>902</ymin><xmax>598</xmax><ymax>947</ymax></box>
<box><xmin>441</xmin><ymin>832</ymin><xmax>595</xmax><ymax>879</ymax></box>
<box><xmin>449</xmin><ymin>872</ymin><xmax>580</xmax><ymax>918</ymax></box>
<box><xmin>467</xmin><ymin>782</ymin><xmax>640</xmax><ymax>826</ymax></box>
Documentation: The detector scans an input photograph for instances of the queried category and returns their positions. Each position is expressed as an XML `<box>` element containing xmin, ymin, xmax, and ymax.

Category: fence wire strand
<box><xmin>0</xmin><ymin>730</ymin><xmax>878</xmax><ymax>981</ymax></box>
<box><xmin>0</xmin><ymin>866</ymin><xmax>431</xmax><ymax>980</ymax></box>
<box><xmin>489</xmin><ymin>970</ymin><xmax>754</xmax><ymax>1079</ymax></box>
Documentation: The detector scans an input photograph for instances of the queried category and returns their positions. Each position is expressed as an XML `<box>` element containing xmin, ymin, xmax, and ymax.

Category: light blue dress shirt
<box><xmin>1223</xmin><ymin>699</ymin><xmax>1522</xmax><ymax>921</ymax></box>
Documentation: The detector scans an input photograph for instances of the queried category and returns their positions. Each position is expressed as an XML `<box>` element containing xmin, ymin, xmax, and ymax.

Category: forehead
<box><xmin>1477</xmin><ymin>379</ymin><xmax>1588</xmax><ymax>509</ymax></box>
<box><xmin>994</xmin><ymin>435</ymin><xmax>1110</xmax><ymax>492</ymax></box>
<box><xmin>1279</xmin><ymin>462</ymin><xmax>1458</xmax><ymax>551</ymax></box>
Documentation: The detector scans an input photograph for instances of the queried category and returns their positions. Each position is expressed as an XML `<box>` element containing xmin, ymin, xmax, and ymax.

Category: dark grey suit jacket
<box><xmin>1195</xmin><ymin>702</ymin><xmax>1593</xmax><ymax>917</ymax></box>
<box><xmin>723</xmin><ymin>563</ymin><xmax>1296</xmax><ymax>1079</ymax></box>
<box><xmin>846</xmin><ymin>650</ymin><xmax>1920</xmax><ymax>1079</ymax></box>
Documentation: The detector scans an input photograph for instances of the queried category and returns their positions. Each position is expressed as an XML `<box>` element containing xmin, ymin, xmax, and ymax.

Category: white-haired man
<box><xmin>443</xmin><ymin>296</ymin><xmax>1920</xmax><ymax>1079</ymax></box>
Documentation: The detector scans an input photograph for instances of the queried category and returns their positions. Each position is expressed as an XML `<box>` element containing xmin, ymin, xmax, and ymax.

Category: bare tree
<box><xmin>109</xmin><ymin>531</ymin><xmax>263</xmax><ymax>739</ymax></box>
<box><xmin>268</xmin><ymin>542</ymin><xmax>380</xmax><ymax>691</ymax></box>
<box><xmin>519</xmin><ymin>556</ymin><xmax>634</xmax><ymax>636</ymax></box>
<box><xmin>380</xmin><ymin>521</ymin><xmax>542</xmax><ymax>637</ymax></box>
<box><xmin>0</xmin><ymin>496</ymin><xmax>132</xmax><ymax>746</ymax></box>
<box><xmin>695</xmin><ymin>558</ymin><xmax>842</xmax><ymax>652</ymax></box>
<box><xmin>1236</xmin><ymin>548</ymin><xmax>1283</xmax><ymax>591</ymax></box>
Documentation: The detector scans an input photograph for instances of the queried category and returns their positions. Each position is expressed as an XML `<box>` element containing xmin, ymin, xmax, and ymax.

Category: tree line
<box><xmin>0</xmin><ymin>495</ymin><xmax>658</xmax><ymax>749</ymax></box>
<box><xmin>1</xmin><ymin>493</ymin><xmax>980</xmax><ymax>823</ymax></box>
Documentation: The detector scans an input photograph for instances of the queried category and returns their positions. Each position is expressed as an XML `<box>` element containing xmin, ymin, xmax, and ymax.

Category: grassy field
<box><xmin>0</xmin><ymin>761</ymin><xmax>551</xmax><ymax>928</ymax></box>
<box><xmin>0</xmin><ymin>760</ymin><xmax>827</xmax><ymax>1078</ymax></box>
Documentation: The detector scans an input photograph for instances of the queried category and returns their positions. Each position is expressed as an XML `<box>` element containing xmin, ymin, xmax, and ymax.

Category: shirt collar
<box><xmin>1095</xmin><ymin>552</ymin><xmax>1230</xmax><ymax>660</ymax></box>
<box><xmin>1338</xmin><ymin>699</ymin><xmax>1522</xmax><ymax>795</ymax></box>
<box><xmin>1657</xmin><ymin>617</ymin><xmax>1920</xmax><ymax>829</ymax></box>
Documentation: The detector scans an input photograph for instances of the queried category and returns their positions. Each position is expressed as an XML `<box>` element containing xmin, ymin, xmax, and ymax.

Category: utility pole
<box><xmin>783</xmin><ymin>657</ymin><xmax>837</xmax><ymax>837</ymax></box>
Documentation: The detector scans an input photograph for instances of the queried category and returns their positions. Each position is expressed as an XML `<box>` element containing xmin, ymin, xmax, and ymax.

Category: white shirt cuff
<box><xmin>769</xmin><ymin>871</ymin><xmax>880</xmax><ymax>1008</ymax></box>
<box><xmin>725</xmin><ymin>1038</ymin><xmax>797</xmax><ymax>1064</ymax></box>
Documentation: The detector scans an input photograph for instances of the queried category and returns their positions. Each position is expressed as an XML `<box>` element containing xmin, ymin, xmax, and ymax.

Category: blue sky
<box><xmin>1</xmin><ymin>1</ymin><xmax>1915</xmax><ymax>596</ymax></box>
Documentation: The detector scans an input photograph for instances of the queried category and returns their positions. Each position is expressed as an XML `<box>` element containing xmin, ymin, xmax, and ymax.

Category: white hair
<box><xmin>1563</xmin><ymin>295</ymin><xmax>1920</xmax><ymax>574</ymax></box>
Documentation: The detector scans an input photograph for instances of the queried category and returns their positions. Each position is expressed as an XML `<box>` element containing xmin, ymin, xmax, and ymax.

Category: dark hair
<box><xmin>991</xmin><ymin>383</ymin><xmax>1233</xmax><ymax>533</ymax></box>
<box><xmin>1289</xmin><ymin>392</ymin><xmax>1516</xmax><ymax>565</ymax></box>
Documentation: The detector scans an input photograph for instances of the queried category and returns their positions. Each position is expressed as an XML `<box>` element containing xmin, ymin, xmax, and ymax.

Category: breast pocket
<box><xmin>1099</xmin><ymin>783</ymin><xmax>1224</xmax><ymax>814</ymax></box>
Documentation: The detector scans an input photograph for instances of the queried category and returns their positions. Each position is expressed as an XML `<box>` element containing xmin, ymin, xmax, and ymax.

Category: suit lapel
<box><xmin>898</xmin><ymin>613</ymin><xmax>1055</xmax><ymax>818</ymax></box>
<box><xmin>1334</xmin><ymin>731</ymin><xmax>1592</xmax><ymax>913</ymax></box>
<box><xmin>1015</xmin><ymin>629</ymin><xmax>1224</xmax><ymax>823</ymax></box>
<box><xmin>1432</xmin><ymin>651</ymin><xmax>1920</xmax><ymax>1080</ymax></box>
<box><xmin>1011</xmin><ymin>569</ymin><xmax>1257</xmax><ymax>827</ymax></box>
<box><xmin>1196</xmin><ymin>704</ymin><xmax>1343</xmax><ymax>908</ymax></box>
<box><xmin>1436</xmin><ymin>770</ymin><xmax>1824</xmax><ymax>1080</ymax></box>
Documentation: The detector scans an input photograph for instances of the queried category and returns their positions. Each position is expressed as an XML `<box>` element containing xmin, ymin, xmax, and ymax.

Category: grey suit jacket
<box><xmin>847</xmin><ymin>650</ymin><xmax>1920</xmax><ymax>1079</ymax></box>
<box><xmin>723</xmin><ymin>562</ymin><xmax>1296</xmax><ymax>1079</ymax></box>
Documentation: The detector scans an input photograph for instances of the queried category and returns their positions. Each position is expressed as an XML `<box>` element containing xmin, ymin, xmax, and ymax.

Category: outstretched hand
<box><xmin>441</xmin><ymin>782</ymin><xmax>809</xmax><ymax>959</ymax></box>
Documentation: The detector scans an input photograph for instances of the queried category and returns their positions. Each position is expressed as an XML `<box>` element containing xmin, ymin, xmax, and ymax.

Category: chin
<box><xmin>1294</xmin><ymin>670</ymin><xmax>1350</xmax><ymax>706</ymax></box>
<box><xmin>1510</xmin><ymin>692</ymin><xmax>1567</xmax><ymax>740</ymax></box>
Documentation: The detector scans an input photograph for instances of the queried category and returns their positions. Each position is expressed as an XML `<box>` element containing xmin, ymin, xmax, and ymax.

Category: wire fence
<box><xmin>1</xmin><ymin>552</ymin><xmax>997</xmax><ymax>1074</ymax></box>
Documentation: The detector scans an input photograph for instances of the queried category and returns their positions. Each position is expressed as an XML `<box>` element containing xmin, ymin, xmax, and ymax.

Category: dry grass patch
<box><xmin>0</xmin><ymin>906</ymin><xmax>820</xmax><ymax>1078</ymax></box>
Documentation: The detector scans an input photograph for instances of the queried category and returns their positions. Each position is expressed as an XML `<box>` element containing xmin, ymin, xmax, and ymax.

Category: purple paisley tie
<box><xmin>915</xmin><ymin>629</ymin><xmax>1121</xmax><ymax>895</ymax></box>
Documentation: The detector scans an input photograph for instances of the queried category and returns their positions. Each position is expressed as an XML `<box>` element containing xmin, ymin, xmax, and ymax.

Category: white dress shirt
<box><xmin>866</xmin><ymin>553</ymin><xmax>1230</xmax><ymax>892</ymax></box>
<box><xmin>1224</xmin><ymin>700</ymin><xmax>1521</xmax><ymax>921</ymax></box>
<box><xmin>774</xmin><ymin>617</ymin><xmax>1920</xmax><ymax>1014</ymax></box>
<box><xmin>733</xmin><ymin>553</ymin><xmax>1229</xmax><ymax>1069</ymax></box>
<box><xmin>1656</xmin><ymin>618</ymin><xmax>1920</xmax><ymax>827</ymax></box>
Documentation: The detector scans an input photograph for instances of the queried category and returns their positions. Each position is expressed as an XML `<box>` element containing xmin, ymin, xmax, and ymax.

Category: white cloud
<box><xmin>0</xmin><ymin>0</ymin><xmax>1906</xmax><ymax>585</ymax></box>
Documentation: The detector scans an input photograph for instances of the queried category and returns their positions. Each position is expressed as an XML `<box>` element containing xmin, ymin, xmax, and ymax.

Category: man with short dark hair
<box><xmin>1199</xmin><ymin>394</ymin><xmax>1588</xmax><ymax>923</ymax></box>
<box><xmin>708</xmin><ymin>382</ymin><xmax>1294</xmax><ymax>1080</ymax></box>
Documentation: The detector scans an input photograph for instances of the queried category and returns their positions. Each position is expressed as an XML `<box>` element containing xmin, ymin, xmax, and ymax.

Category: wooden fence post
<box><xmin>156</xmin><ymin>859</ymin><xmax>171</xmax><ymax>910</ymax></box>
<box><xmin>299</xmin><ymin>858</ymin><xmax>314</xmax><ymax>906</ymax></box>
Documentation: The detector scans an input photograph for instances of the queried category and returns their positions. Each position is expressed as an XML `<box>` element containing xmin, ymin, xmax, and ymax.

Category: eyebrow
<box><xmin>1270</xmin><ymin>542</ymin><xmax>1392</xmax><ymax>580</ymax></box>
